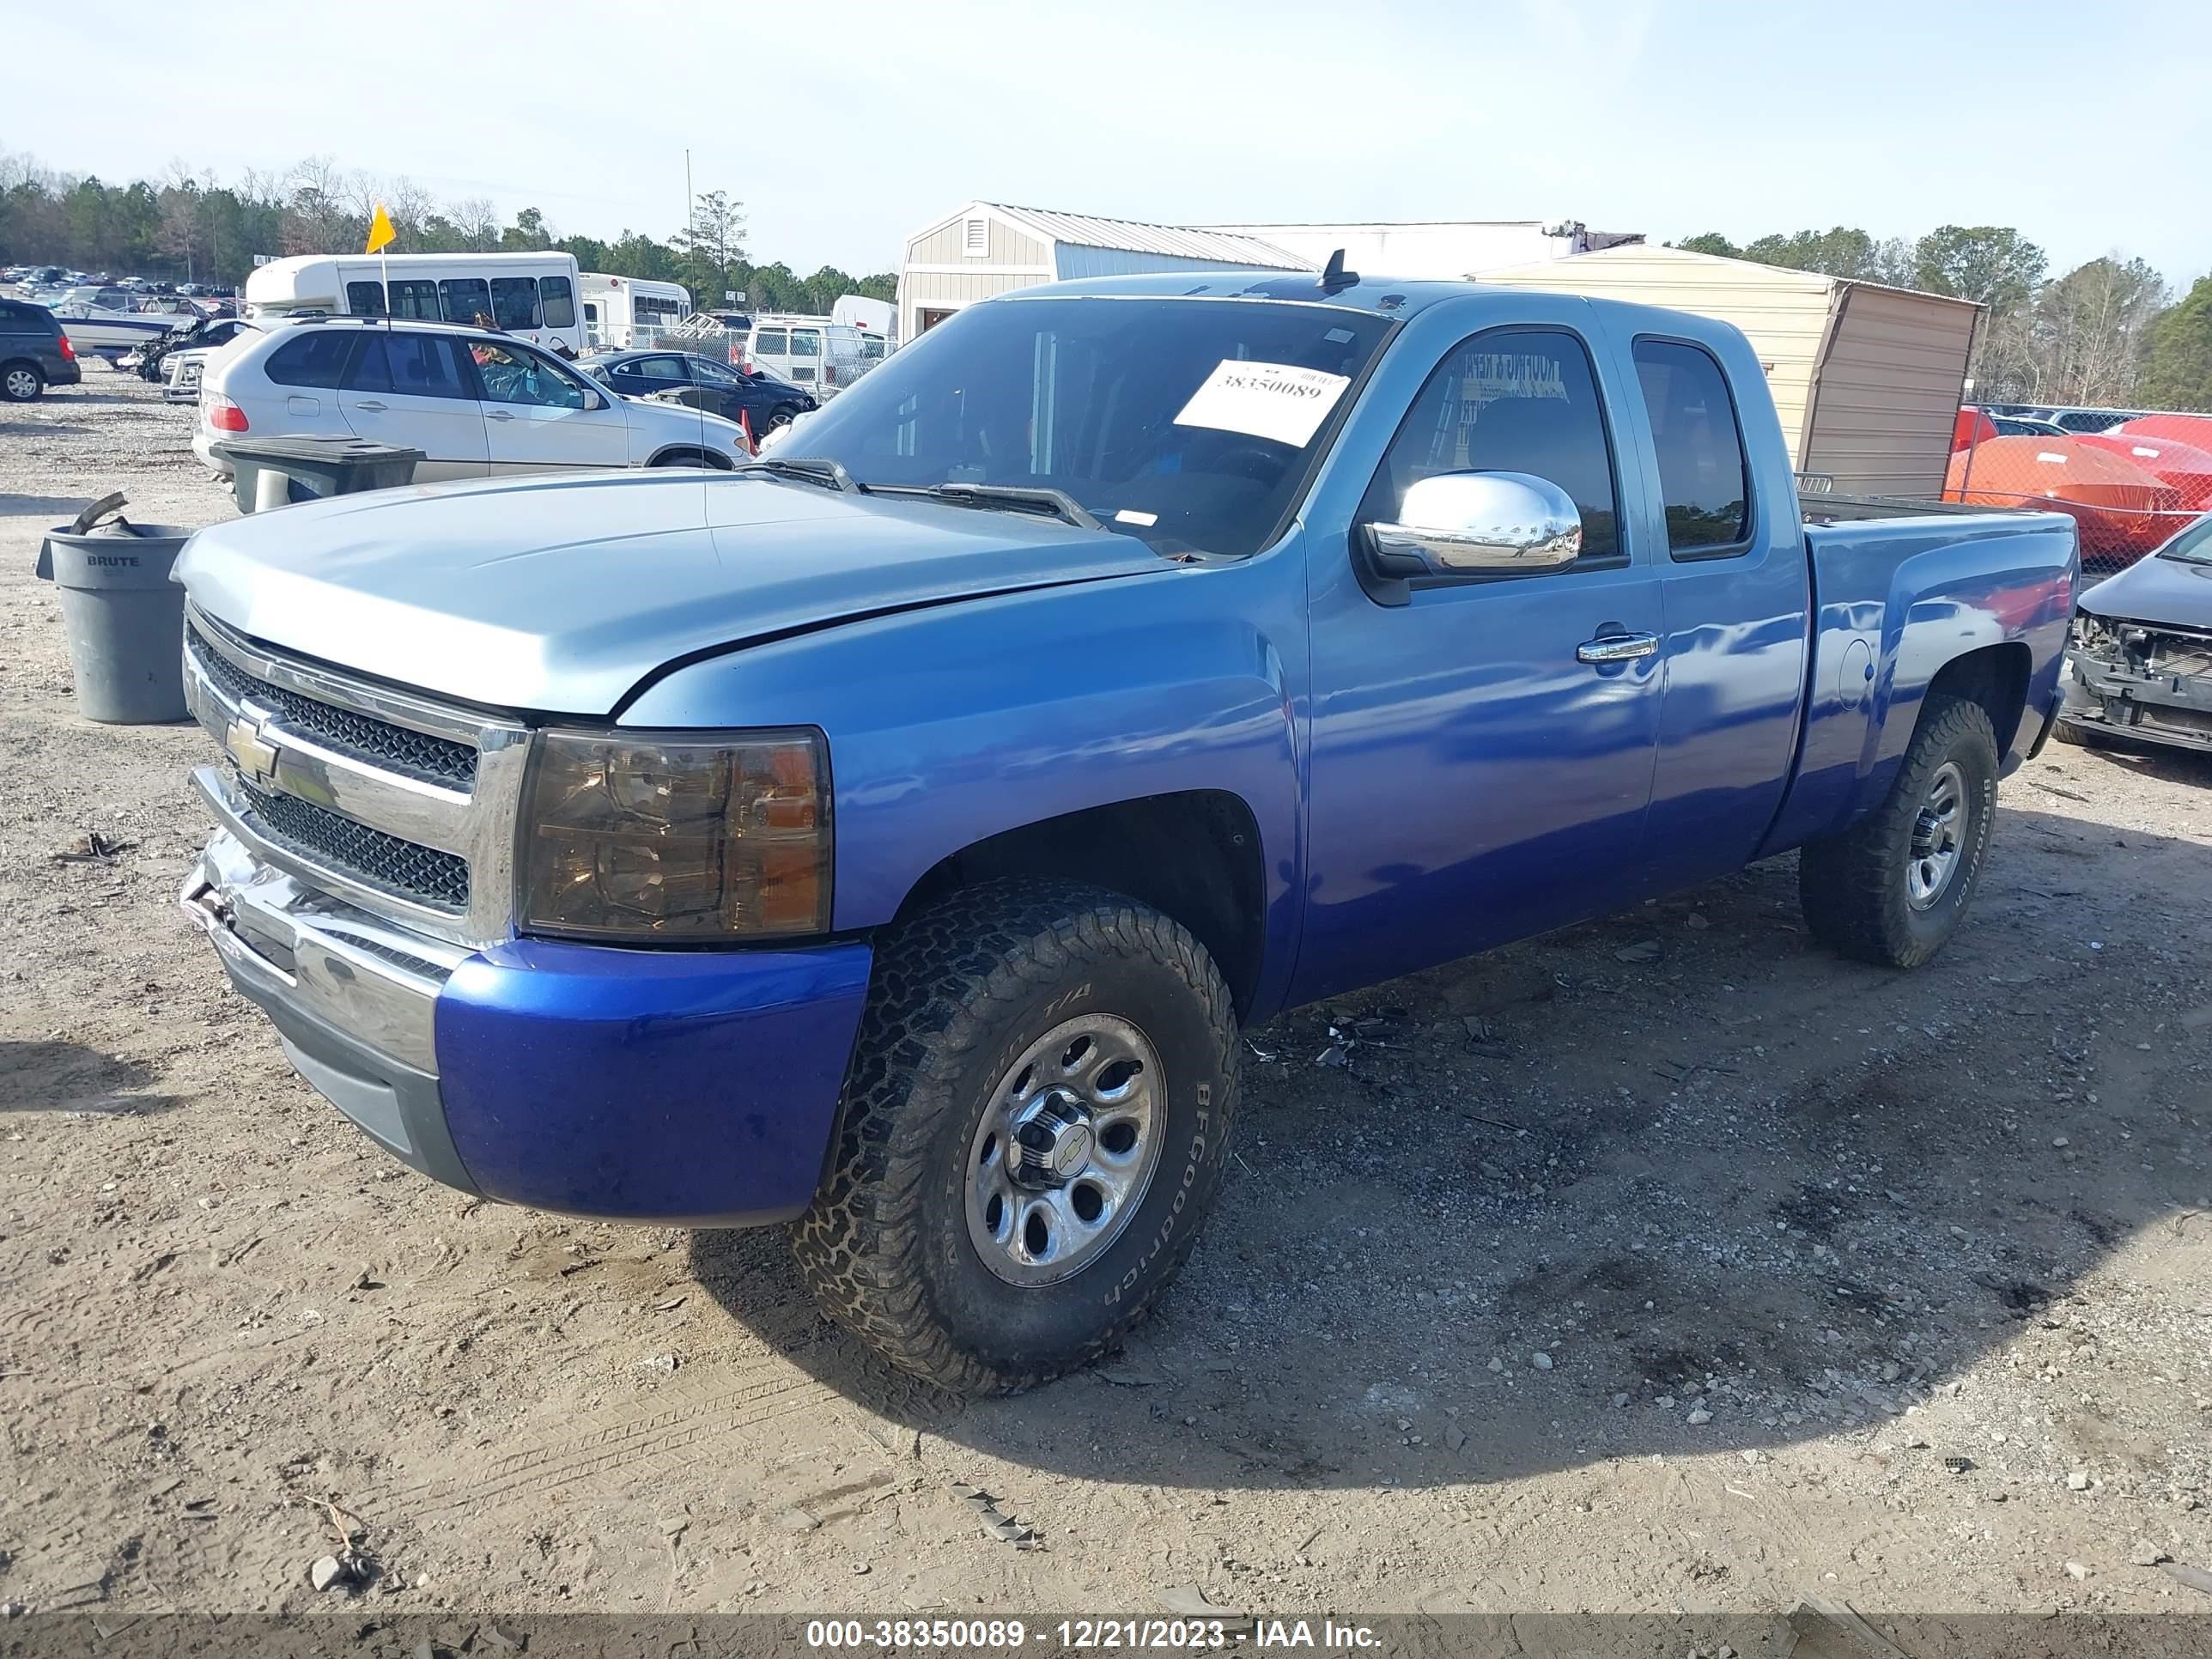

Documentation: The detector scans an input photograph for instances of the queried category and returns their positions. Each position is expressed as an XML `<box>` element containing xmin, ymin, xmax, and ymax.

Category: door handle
<box><xmin>1576</xmin><ymin>631</ymin><xmax>1660</xmax><ymax>665</ymax></box>
<box><xmin>486</xmin><ymin>410</ymin><xmax>514</xmax><ymax>422</ymax></box>
<box><xmin>352</xmin><ymin>399</ymin><xmax>386</xmax><ymax>411</ymax></box>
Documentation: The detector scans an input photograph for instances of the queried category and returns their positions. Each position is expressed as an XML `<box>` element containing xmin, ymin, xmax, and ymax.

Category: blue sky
<box><xmin>14</xmin><ymin>0</ymin><xmax>2209</xmax><ymax>287</ymax></box>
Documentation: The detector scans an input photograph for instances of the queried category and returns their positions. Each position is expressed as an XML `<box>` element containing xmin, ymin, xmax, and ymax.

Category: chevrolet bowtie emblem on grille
<box><xmin>222</xmin><ymin>714</ymin><xmax>282</xmax><ymax>787</ymax></box>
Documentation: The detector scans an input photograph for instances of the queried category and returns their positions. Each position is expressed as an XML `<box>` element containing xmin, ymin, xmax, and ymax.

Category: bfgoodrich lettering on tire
<box><xmin>791</xmin><ymin>879</ymin><xmax>1239</xmax><ymax>1395</ymax></box>
<box><xmin>1798</xmin><ymin>693</ymin><xmax>2000</xmax><ymax>969</ymax></box>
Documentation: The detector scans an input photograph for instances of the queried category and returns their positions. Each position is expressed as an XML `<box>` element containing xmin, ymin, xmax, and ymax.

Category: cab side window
<box><xmin>1363</xmin><ymin>328</ymin><xmax>1620</xmax><ymax>562</ymax></box>
<box><xmin>1632</xmin><ymin>338</ymin><xmax>1752</xmax><ymax>556</ymax></box>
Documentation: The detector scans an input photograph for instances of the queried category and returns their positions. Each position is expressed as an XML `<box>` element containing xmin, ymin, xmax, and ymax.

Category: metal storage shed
<box><xmin>1478</xmin><ymin>245</ymin><xmax>1984</xmax><ymax>497</ymax></box>
<box><xmin>896</xmin><ymin>203</ymin><xmax>1309</xmax><ymax>343</ymax></box>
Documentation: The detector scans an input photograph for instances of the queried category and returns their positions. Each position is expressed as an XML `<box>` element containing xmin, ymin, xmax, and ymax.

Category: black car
<box><xmin>579</xmin><ymin>349</ymin><xmax>815</xmax><ymax>434</ymax></box>
<box><xmin>0</xmin><ymin>298</ymin><xmax>82</xmax><ymax>401</ymax></box>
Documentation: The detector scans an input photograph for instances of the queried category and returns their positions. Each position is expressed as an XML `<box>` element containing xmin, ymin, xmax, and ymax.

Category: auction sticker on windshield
<box><xmin>1174</xmin><ymin>360</ymin><xmax>1352</xmax><ymax>448</ymax></box>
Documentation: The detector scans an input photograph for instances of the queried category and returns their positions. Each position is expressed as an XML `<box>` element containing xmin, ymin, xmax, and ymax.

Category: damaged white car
<box><xmin>2059</xmin><ymin>514</ymin><xmax>2212</xmax><ymax>754</ymax></box>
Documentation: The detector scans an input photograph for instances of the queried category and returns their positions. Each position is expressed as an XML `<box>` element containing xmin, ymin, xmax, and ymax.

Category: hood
<box><xmin>174</xmin><ymin>470</ymin><xmax>1169</xmax><ymax>715</ymax></box>
<box><xmin>2079</xmin><ymin>549</ymin><xmax>2212</xmax><ymax>629</ymax></box>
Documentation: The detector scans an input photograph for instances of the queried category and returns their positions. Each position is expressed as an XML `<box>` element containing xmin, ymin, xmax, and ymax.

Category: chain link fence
<box><xmin>1948</xmin><ymin>405</ymin><xmax>2212</xmax><ymax>578</ymax></box>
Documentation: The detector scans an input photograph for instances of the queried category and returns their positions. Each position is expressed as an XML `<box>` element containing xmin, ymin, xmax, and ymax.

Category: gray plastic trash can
<box><xmin>34</xmin><ymin>517</ymin><xmax>194</xmax><ymax>724</ymax></box>
<box><xmin>210</xmin><ymin>434</ymin><xmax>424</xmax><ymax>514</ymax></box>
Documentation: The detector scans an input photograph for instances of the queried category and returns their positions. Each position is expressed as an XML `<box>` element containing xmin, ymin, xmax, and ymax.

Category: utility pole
<box><xmin>684</xmin><ymin>149</ymin><xmax>695</xmax><ymax>250</ymax></box>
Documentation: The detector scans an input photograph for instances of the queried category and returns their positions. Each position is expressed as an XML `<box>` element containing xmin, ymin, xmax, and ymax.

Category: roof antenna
<box><xmin>1319</xmin><ymin>248</ymin><xmax>1358</xmax><ymax>294</ymax></box>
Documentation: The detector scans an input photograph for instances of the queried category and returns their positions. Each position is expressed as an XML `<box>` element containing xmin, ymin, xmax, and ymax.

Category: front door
<box><xmin>471</xmin><ymin>340</ymin><xmax>633</xmax><ymax>471</ymax></box>
<box><xmin>336</xmin><ymin>331</ymin><xmax>489</xmax><ymax>479</ymax></box>
<box><xmin>1296</xmin><ymin>323</ymin><xmax>1665</xmax><ymax>1006</ymax></box>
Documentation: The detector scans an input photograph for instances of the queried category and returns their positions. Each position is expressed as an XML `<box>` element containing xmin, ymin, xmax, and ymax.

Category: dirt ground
<box><xmin>2</xmin><ymin>372</ymin><xmax>2209</xmax><ymax>1623</ymax></box>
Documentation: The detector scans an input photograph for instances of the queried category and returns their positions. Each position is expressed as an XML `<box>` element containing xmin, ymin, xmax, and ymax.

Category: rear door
<box><xmin>784</xmin><ymin>326</ymin><xmax>823</xmax><ymax>391</ymax></box>
<box><xmin>1621</xmin><ymin>333</ymin><xmax>1811</xmax><ymax>896</ymax></box>
<box><xmin>336</xmin><ymin>332</ymin><xmax>490</xmax><ymax>479</ymax></box>
<box><xmin>748</xmin><ymin>325</ymin><xmax>788</xmax><ymax>380</ymax></box>
<box><xmin>473</xmin><ymin>340</ymin><xmax>633</xmax><ymax>471</ymax></box>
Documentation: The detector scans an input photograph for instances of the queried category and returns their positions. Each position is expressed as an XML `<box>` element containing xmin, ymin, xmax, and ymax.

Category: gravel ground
<box><xmin>2</xmin><ymin>374</ymin><xmax>2209</xmax><ymax>1624</ymax></box>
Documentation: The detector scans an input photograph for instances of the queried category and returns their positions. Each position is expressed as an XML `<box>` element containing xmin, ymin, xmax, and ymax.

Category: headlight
<box><xmin>520</xmin><ymin>729</ymin><xmax>831</xmax><ymax>941</ymax></box>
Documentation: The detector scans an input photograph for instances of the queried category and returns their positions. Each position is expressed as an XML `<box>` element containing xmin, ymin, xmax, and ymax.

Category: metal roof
<box><xmin>984</xmin><ymin>204</ymin><xmax>1310</xmax><ymax>270</ymax></box>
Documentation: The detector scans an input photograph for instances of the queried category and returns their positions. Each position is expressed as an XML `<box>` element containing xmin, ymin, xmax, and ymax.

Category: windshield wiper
<box><xmin>872</xmin><ymin>482</ymin><xmax>1103</xmax><ymax>531</ymax></box>
<box><xmin>736</xmin><ymin>456</ymin><xmax>864</xmax><ymax>494</ymax></box>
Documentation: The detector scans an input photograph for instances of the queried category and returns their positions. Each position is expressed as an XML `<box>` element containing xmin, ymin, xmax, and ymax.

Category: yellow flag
<box><xmin>366</xmin><ymin>204</ymin><xmax>396</xmax><ymax>254</ymax></box>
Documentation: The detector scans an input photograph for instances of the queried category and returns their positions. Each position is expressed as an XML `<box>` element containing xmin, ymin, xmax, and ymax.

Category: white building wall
<box><xmin>1199</xmin><ymin>222</ymin><xmax>1587</xmax><ymax>280</ymax></box>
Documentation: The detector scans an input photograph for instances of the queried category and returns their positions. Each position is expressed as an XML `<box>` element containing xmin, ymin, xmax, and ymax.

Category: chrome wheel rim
<box><xmin>1906</xmin><ymin>760</ymin><xmax>1966</xmax><ymax>910</ymax></box>
<box><xmin>3</xmin><ymin>369</ymin><xmax>36</xmax><ymax>399</ymax></box>
<box><xmin>965</xmin><ymin>1014</ymin><xmax>1164</xmax><ymax>1286</ymax></box>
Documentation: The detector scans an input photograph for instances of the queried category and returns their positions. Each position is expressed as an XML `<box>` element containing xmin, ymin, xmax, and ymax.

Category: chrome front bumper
<box><xmin>180</xmin><ymin>825</ymin><xmax>478</xmax><ymax>1189</ymax></box>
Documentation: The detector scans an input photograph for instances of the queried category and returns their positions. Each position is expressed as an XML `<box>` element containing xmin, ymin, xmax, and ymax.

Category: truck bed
<box><xmin>1757</xmin><ymin>506</ymin><xmax>2079</xmax><ymax>857</ymax></box>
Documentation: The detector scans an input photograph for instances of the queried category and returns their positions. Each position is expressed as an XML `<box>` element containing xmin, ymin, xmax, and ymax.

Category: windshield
<box><xmin>2159</xmin><ymin>515</ymin><xmax>2212</xmax><ymax>564</ymax></box>
<box><xmin>778</xmin><ymin>296</ymin><xmax>1392</xmax><ymax>557</ymax></box>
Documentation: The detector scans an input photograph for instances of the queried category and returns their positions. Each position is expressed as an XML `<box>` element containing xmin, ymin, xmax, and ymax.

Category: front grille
<box><xmin>190</xmin><ymin>627</ymin><xmax>477</xmax><ymax>789</ymax></box>
<box><xmin>240</xmin><ymin>781</ymin><xmax>471</xmax><ymax>912</ymax></box>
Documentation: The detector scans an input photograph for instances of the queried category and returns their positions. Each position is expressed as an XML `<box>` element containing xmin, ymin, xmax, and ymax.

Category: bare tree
<box><xmin>283</xmin><ymin>154</ymin><xmax>359</xmax><ymax>253</ymax></box>
<box><xmin>453</xmin><ymin>197</ymin><xmax>501</xmax><ymax>252</ymax></box>
<box><xmin>2032</xmin><ymin>257</ymin><xmax>2169</xmax><ymax>407</ymax></box>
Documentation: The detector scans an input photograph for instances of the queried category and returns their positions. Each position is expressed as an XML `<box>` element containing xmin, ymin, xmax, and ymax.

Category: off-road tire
<box><xmin>2049</xmin><ymin>716</ymin><xmax>2095</xmax><ymax>747</ymax></box>
<box><xmin>1799</xmin><ymin>693</ymin><xmax>1999</xmax><ymax>968</ymax></box>
<box><xmin>792</xmin><ymin>879</ymin><xmax>1239</xmax><ymax>1395</ymax></box>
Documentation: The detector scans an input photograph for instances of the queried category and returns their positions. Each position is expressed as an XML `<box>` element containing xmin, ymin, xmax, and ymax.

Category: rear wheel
<box><xmin>2050</xmin><ymin>717</ymin><xmax>2097</xmax><ymax>747</ymax></box>
<box><xmin>2</xmin><ymin>362</ymin><xmax>43</xmax><ymax>402</ymax></box>
<box><xmin>1799</xmin><ymin>694</ymin><xmax>1999</xmax><ymax>968</ymax></box>
<box><xmin>792</xmin><ymin>880</ymin><xmax>1239</xmax><ymax>1394</ymax></box>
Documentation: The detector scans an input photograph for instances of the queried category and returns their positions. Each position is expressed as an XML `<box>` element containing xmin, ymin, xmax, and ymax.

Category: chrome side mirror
<box><xmin>1364</xmin><ymin>471</ymin><xmax>1582</xmax><ymax>578</ymax></box>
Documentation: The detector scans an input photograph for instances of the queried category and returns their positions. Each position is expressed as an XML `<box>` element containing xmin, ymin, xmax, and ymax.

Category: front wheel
<box><xmin>1798</xmin><ymin>693</ymin><xmax>1999</xmax><ymax>968</ymax></box>
<box><xmin>792</xmin><ymin>880</ymin><xmax>1239</xmax><ymax>1394</ymax></box>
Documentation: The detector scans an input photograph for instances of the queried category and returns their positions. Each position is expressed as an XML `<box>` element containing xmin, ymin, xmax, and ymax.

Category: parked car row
<box><xmin>3</xmin><ymin>264</ymin><xmax>234</xmax><ymax>300</ymax></box>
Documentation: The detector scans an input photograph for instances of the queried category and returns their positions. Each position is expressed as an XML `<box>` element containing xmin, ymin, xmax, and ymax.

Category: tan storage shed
<box><xmin>1478</xmin><ymin>246</ymin><xmax>1984</xmax><ymax>497</ymax></box>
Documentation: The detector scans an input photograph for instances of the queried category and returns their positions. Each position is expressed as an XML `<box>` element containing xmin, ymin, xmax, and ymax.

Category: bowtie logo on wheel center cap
<box><xmin>1014</xmin><ymin>1091</ymin><xmax>1093</xmax><ymax>1186</ymax></box>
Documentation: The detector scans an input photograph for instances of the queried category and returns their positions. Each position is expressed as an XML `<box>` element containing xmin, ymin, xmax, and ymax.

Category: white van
<box><xmin>579</xmin><ymin>273</ymin><xmax>693</xmax><ymax>349</ymax></box>
<box><xmin>742</xmin><ymin>314</ymin><xmax>885</xmax><ymax>398</ymax></box>
<box><xmin>243</xmin><ymin>252</ymin><xmax>586</xmax><ymax>355</ymax></box>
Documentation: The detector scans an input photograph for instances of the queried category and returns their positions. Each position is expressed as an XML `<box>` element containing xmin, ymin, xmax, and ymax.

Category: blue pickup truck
<box><xmin>173</xmin><ymin>270</ymin><xmax>2077</xmax><ymax>1392</ymax></box>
